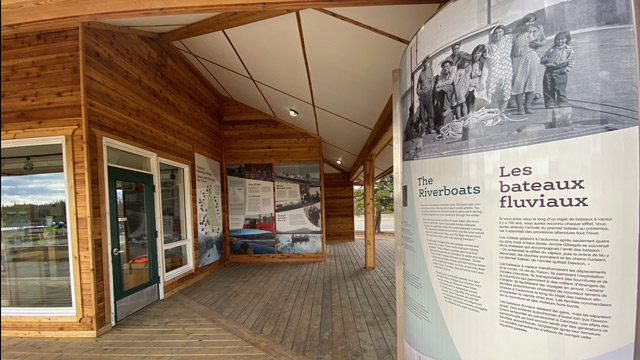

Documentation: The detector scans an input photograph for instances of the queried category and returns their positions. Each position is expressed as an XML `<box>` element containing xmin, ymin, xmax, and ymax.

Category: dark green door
<box><xmin>108</xmin><ymin>166</ymin><xmax>159</xmax><ymax>322</ymax></box>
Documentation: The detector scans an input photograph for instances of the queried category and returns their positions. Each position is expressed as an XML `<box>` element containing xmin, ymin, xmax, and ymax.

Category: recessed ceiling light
<box><xmin>289</xmin><ymin>109</ymin><xmax>298</xmax><ymax>117</ymax></box>
<box><xmin>336</xmin><ymin>159</ymin><xmax>342</xmax><ymax>165</ymax></box>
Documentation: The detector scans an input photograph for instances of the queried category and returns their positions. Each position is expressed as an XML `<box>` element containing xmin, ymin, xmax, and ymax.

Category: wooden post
<box><xmin>364</xmin><ymin>156</ymin><xmax>375</xmax><ymax>269</ymax></box>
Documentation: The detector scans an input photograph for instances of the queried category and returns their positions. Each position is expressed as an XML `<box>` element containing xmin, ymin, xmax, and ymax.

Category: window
<box><xmin>1</xmin><ymin>137</ymin><xmax>76</xmax><ymax>316</ymax></box>
<box><xmin>159</xmin><ymin>161</ymin><xmax>193</xmax><ymax>278</ymax></box>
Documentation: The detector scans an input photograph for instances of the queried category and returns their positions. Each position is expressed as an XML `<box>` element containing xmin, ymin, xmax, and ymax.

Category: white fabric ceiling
<box><xmin>101</xmin><ymin>4</ymin><xmax>439</xmax><ymax>178</ymax></box>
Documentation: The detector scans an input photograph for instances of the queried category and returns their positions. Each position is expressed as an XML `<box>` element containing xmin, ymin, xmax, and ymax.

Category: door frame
<box><xmin>103</xmin><ymin>138</ymin><xmax>165</xmax><ymax>326</ymax></box>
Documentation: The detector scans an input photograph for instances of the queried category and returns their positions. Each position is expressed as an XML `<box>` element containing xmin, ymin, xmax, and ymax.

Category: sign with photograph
<box><xmin>194</xmin><ymin>153</ymin><xmax>223</xmax><ymax>268</ymax></box>
<box><xmin>397</xmin><ymin>0</ymin><xmax>639</xmax><ymax>359</ymax></box>
<box><xmin>274</xmin><ymin>162</ymin><xmax>322</xmax><ymax>254</ymax></box>
<box><xmin>227</xmin><ymin>164</ymin><xmax>276</xmax><ymax>255</ymax></box>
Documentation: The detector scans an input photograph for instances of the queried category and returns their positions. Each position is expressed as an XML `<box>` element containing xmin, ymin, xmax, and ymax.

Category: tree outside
<box><xmin>354</xmin><ymin>174</ymin><xmax>394</xmax><ymax>233</ymax></box>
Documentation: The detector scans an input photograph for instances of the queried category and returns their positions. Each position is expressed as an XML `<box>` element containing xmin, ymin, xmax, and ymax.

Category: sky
<box><xmin>1</xmin><ymin>173</ymin><xmax>66</xmax><ymax>206</ymax></box>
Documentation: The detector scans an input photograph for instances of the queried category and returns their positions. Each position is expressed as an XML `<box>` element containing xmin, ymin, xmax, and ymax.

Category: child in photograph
<box><xmin>511</xmin><ymin>13</ymin><xmax>546</xmax><ymax>115</ymax></box>
<box><xmin>540</xmin><ymin>31</ymin><xmax>575</xmax><ymax>108</ymax></box>
<box><xmin>453</xmin><ymin>55</ymin><xmax>472</xmax><ymax>119</ymax></box>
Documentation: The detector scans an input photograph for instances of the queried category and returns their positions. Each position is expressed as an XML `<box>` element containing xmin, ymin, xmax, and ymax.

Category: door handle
<box><xmin>112</xmin><ymin>248</ymin><xmax>125</xmax><ymax>256</ymax></box>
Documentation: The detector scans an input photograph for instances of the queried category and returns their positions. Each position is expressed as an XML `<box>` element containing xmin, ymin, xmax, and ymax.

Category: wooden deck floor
<box><xmin>1</xmin><ymin>241</ymin><xmax>397</xmax><ymax>360</ymax></box>
<box><xmin>1</xmin><ymin>297</ymin><xmax>289</xmax><ymax>359</ymax></box>
<box><xmin>177</xmin><ymin>240</ymin><xmax>398</xmax><ymax>360</ymax></box>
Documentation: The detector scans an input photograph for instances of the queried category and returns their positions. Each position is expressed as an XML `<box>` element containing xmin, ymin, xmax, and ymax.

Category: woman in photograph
<box><xmin>467</xmin><ymin>44</ymin><xmax>486</xmax><ymax>113</ymax></box>
<box><xmin>482</xmin><ymin>25</ymin><xmax>513</xmax><ymax>113</ymax></box>
<box><xmin>511</xmin><ymin>13</ymin><xmax>546</xmax><ymax>115</ymax></box>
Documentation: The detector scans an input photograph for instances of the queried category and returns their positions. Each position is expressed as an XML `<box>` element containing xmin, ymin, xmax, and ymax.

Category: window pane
<box><xmin>107</xmin><ymin>147</ymin><xmax>151</xmax><ymax>172</ymax></box>
<box><xmin>165</xmin><ymin>245</ymin><xmax>187</xmax><ymax>273</ymax></box>
<box><xmin>1</xmin><ymin>144</ymin><xmax>73</xmax><ymax>308</ymax></box>
<box><xmin>160</xmin><ymin>164</ymin><xmax>186</xmax><ymax>244</ymax></box>
<box><xmin>116</xmin><ymin>180</ymin><xmax>150</xmax><ymax>292</ymax></box>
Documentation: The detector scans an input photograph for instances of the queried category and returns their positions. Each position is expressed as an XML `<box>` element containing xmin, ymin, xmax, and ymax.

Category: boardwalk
<box><xmin>178</xmin><ymin>240</ymin><xmax>398</xmax><ymax>360</ymax></box>
<box><xmin>1</xmin><ymin>241</ymin><xmax>398</xmax><ymax>360</ymax></box>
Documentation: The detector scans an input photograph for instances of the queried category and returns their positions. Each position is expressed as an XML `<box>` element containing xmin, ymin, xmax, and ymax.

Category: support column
<box><xmin>364</xmin><ymin>156</ymin><xmax>375</xmax><ymax>269</ymax></box>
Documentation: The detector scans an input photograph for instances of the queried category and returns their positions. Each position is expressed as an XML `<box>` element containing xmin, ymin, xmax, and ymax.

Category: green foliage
<box><xmin>353</xmin><ymin>174</ymin><xmax>394</xmax><ymax>216</ymax></box>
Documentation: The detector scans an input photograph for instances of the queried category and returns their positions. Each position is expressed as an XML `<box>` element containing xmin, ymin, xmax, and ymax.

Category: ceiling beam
<box><xmin>374</xmin><ymin>166</ymin><xmax>393</xmax><ymax>181</ymax></box>
<box><xmin>314</xmin><ymin>9</ymin><xmax>409</xmax><ymax>45</ymax></box>
<box><xmin>1</xmin><ymin>0</ymin><xmax>443</xmax><ymax>33</ymax></box>
<box><xmin>348</xmin><ymin>96</ymin><xmax>393</xmax><ymax>182</ymax></box>
<box><xmin>161</xmin><ymin>10</ymin><xmax>290</xmax><ymax>41</ymax></box>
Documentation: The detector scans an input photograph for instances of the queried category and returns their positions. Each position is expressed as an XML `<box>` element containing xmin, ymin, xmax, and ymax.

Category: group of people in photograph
<box><xmin>412</xmin><ymin>12</ymin><xmax>575</xmax><ymax>137</ymax></box>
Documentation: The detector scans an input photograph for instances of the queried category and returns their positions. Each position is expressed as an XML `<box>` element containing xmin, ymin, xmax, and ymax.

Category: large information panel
<box><xmin>397</xmin><ymin>1</ymin><xmax>639</xmax><ymax>359</ymax></box>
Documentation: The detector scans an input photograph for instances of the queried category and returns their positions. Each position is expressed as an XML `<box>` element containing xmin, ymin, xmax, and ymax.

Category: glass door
<box><xmin>108</xmin><ymin>166</ymin><xmax>158</xmax><ymax>322</ymax></box>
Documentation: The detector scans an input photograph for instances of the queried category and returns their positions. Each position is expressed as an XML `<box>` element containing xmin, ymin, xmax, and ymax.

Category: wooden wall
<box><xmin>324</xmin><ymin>173</ymin><xmax>355</xmax><ymax>241</ymax></box>
<box><xmin>82</xmin><ymin>23</ymin><xmax>226</xmax><ymax>329</ymax></box>
<box><xmin>222</xmin><ymin>99</ymin><xmax>325</xmax><ymax>261</ymax></box>
<box><xmin>1</xmin><ymin>28</ymin><xmax>97</xmax><ymax>334</ymax></box>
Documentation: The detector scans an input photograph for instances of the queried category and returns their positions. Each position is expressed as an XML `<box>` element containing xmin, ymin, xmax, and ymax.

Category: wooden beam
<box><xmin>374</xmin><ymin>165</ymin><xmax>393</xmax><ymax>181</ymax></box>
<box><xmin>314</xmin><ymin>9</ymin><xmax>409</xmax><ymax>45</ymax></box>
<box><xmin>349</xmin><ymin>96</ymin><xmax>393</xmax><ymax>182</ymax></box>
<box><xmin>161</xmin><ymin>11</ymin><xmax>290</xmax><ymax>42</ymax></box>
<box><xmin>364</xmin><ymin>156</ymin><xmax>376</xmax><ymax>269</ymax></box>
<box><xmin>84</xmin><ymin>21</ymin><xmax>158</xmax><ymax>38</ymax></box>
<box><xmin>1</xmin><ymin>0</ymin><xmax>443</xmax><ymax>33</ymax></box>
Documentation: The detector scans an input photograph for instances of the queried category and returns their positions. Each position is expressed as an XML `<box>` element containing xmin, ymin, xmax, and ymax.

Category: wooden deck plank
<box><xmin>334</xmin><ymin>243</ymin><xmax>362</xmax><ymax>360</ymax></box>
<box><xmin>292</xmin><ymin>261</ymin><xmax>319</xmax><ymax>355</ymax></box>
<box><xmin>328</xmin><ymin>244</ymin><xmax>347</xmax><ymax>360</ymax></box>
<box><xmin>336</xmin><ymin>243</ymin><xmax>378</xmax><ymax>360</ymax></box>
<box><xmin>260</xmin><ymin>262</ymin><xmax>307</xmax><ymax>337</ymax></box>
<box><xmin>318</xmin><ymin>247</ymin><xmax>336</xmax><ymax>359</ymax></box>
<box><xmin>302</xmin><ymin>259</ymin><xmax>326</xmax><ymax>359</ymax></box>
<box><xmin>278</xmin><ymin>261</ymin><xmax>314</xmax><ymax>348</ymax></box>
<box><xmin>250</xmin><ymin>263</ymin><xmax>298</xmax><ymax>334</ymax></box>
<box><xmin>342</xmin><ymin>242</ymin><xmax>393</xmax><ymax>360</ymax></box>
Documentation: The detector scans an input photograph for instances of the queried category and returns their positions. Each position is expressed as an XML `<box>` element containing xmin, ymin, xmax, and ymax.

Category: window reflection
<box><xmin>1</xmin><ymin>144</ymin><xmax>72</xmax><ymax>308</ymax></box>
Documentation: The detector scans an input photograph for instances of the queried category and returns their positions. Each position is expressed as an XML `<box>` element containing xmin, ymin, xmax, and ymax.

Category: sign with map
<box><xmin>195</xmin><ymin>153</ymin><xmax>223</xmax><ymax>267</ymax></box>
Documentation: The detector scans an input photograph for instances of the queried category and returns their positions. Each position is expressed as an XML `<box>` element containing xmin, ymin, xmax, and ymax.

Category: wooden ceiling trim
<box><xmin>176</xmin><ymin>45</ymin><xmax>232</xmax><ymax>97</ymax></box>
<box><xmin>222</xmin><ymin>29</ymin><xmax>277</xmax><ymax>117</ymax></box>
<box><xmin>323</xmin><ymin>158</ymin><xmax>349</xmax><ymax>174</ymax></box>
<box><xmin>374</xmin><ymin>165</ymin><xmax>393</xmax><ymax>181</ymax></box>
<box><xmin>2</xmin><ymin>0</ymin><xmax>442</xmax><ymax>33</ymax></box>
<box><xmin>348</xmin><ymin>95</ymin><xmax>393</xmax><ymax>181</ymax></box>
<box><xmin>255</xmin><ymin>80</ymin><xmax>313</xmax><ymax>107</ymax></box>
<box><xmin>84</xmin><ymin>21</ymin><xmax>159</xmax><ymax>37</ymax></box>
<box><xmin>191</xmin><ymin>53</ymin><xmax>232</xmax><ymax>98</ymax></box>
<box><xmin>160</xmin><ymin>10</ymin><xmax>290</xmax><ymax>42</ymax></box>
<box><xmin>181</xmin><ymin>50</ymin><xmax>249</xmax><ymax>79</ymax></box>
<box><xmin>313</xmin><ymin>8</ymin><xmax>409</xmax><ymax>45</ymax></box>
<box><xmin>316</xmin><ymin>106</ymin><xmax>373</xmax><ymax>131</ymax></box>
<box><xmin>296</xmin><ymin>11</ymin><xmax>319</xmax><ymax>135</ymax></box>
<box><xmin>323</xmin><ymin>141</ymin><xmax>359</xmax><ymax>158</ymax></box>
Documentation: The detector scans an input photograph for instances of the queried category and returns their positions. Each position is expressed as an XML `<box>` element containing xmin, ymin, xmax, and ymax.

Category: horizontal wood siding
<box><xmin>1</xmin><ymin>28</ymin><xmax>96</xmax><ymax>333</ymax></box>
<box><xmin>1</xmin><ymin>28</ymin><xmax>82</xmax><ymax>124</ymax></box>
<box><xmin>324</xmin><ymin>173</ymin><xmax>355</xmax><ymax>241</ymax></box>
<box><xmin>82</xmin><ymin>24</ymin><xmax>225</xmax><ymax>326</ymax></box>
<box><xmin>223</xmin><ymin>99</ymin><xmax>321</xmax><ymax>164</ymax></box>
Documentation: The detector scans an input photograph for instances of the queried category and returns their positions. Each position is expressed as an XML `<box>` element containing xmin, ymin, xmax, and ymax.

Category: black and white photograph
<box><xmin>277</xmin><ymin>234</ymin><xmax>322</xmax><ymax>254</ymax></box>
<box><xmin>274</xmin><ymin>162</ymin><xmax>321</xmax><ymax>212</ymax></box>
<box><xmin>274</xmin><ymin>162</ymin><xmax>322</xmax><ymax>254</ymax></box>
<box><xmin>403</xmin><ymin>0</ymin><xmax>637</xmax><ymax>161</ymax></box>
